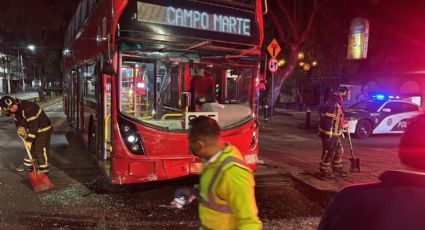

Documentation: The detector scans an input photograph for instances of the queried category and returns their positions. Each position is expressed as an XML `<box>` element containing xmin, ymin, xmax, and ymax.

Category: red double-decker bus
<box><xmin>63</xmin><ymin>0</ymin><xmax>264</xmax><ymax>184</ymax></box>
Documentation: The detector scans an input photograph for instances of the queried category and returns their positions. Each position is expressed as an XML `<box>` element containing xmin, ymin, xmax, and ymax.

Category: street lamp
<box><xmin>17</xmin><ymin>44</ymin><xmax>35</xmax><ymax>91</ymax></box>
<box><xmin>303</xmin><ymin>63</ymin><xmax>311</xmax><ymax>72</ymax></box>
<box><xmin>297</xmin><ymin>51</ymin><xmax>305</xmax><ymax>60</ymax></box>
<box><xmin>278</xmin><ymin>58</ymin><xmax>286</xmax><ymax>67</ymax></box>
<box><xmin>27</xmin><ymin>44</ymin><xmax>36</xmax><ymax>52</ymax></box>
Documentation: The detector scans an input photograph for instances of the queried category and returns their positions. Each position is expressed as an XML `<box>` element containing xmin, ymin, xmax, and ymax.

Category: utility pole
<box><xmin>6</xmin><ymin>55</ymin><xmax>11</xmax><ymax>94</ymax></box>
<box><xmin>20</xmin><ymin>53</ymin><xmax>25</xmax><ymax>91</ymax></box>
<box><xmin>18</xmin><ymin>49</ymin><xmax>25</xmax><ymax>91</ymax></box>
<box><xmin>1</xmin><ymin>58</ymin><xmax>6</xmax><ymax>93</ymax></box>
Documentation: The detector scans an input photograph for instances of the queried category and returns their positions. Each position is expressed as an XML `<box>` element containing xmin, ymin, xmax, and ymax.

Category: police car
<box><xmin>345</xmin><ymin>96</ymin><xmax>421</xmax><ymax>138</ymax></box>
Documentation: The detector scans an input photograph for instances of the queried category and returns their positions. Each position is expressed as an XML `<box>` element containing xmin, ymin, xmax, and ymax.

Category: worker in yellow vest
<box><xmin>185</xmin><ymin>116</ymin><xmax>262</xmax><ymax>230</ymax></box>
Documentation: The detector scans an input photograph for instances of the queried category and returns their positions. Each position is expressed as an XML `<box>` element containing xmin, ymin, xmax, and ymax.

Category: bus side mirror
<box><xmin>262</xmin><ymin>0</ymin><xmax>268</xmax><ymax>15</ymax></box>
<box><xmin>100</xmin><ymin>47</ymin><xmax>115</xmax><ymax>75</ymax></box>
<box><xmin>100</xmin><ymin>62</ymin><xmax>115</xmax><ymax>75</ymax></box>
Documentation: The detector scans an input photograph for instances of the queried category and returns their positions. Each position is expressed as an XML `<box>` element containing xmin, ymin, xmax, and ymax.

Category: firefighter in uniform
<box><xmin>318</xmin><ymin>86</ymin><xmax>350</xmax><ymax>177</ymax></box>
<box><xmin>176</xmin><ymin>116</ymin><xmax>262</xmax><ymax>229</ymax></box>
<box><xmin>0</xmin><ymin>96</ymin><xmax>52</xmax><ymax>174</ymax></box>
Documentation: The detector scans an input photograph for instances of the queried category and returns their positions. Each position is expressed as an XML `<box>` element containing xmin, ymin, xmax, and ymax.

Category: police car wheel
<box><xmin>355</xmin><ymin>119</ymin><xmax>372</xmax><ymax>139</ymax></box>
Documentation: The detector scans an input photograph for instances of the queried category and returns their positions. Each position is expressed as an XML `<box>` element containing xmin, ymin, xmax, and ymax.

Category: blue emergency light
<box><xmin>373</xmin><ymin>94</ymin><xmax>386</xmax><ymax>100</ymax></box>
<box><xmin>372</xmin><ymin>94</ymin><xmax>400</xmax><ymax>100</ymax></box>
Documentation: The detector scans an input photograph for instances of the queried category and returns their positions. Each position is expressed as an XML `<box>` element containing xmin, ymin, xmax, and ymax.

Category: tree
<box><xmin>0</xmin><ymin>0</ymin><xmax>78</xmax><ymax>88</ymax></box>
<box><xmin>266</xmin><ymin>0</ymin><xmax>329</xmax><ymax>107</ymax></box>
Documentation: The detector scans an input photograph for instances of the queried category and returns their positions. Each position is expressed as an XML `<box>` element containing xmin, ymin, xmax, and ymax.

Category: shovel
<box><xmin>347</xmin><ymin>131</ymin><xmax>360</xmax><ymax>172</ymax></box>
<box><xmin>19</xmin><ymin>135</ymin><xmax>54</xmax><ymax>192</ymax></box>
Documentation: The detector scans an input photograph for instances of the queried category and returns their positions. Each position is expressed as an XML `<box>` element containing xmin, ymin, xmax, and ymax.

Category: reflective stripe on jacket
<box><xmin>319</xmin><ymin>95</ymin><xmax>345</xmax><ymax>137</ymax></box>
<box><xmin>13</xmin><ymin>100</ymin><xmax>52</xmax><ymax>142</ymax></box>
<box><xmin>199</xmin><ymin>144</ymin><xmax>262</xmax><ymax>230</ymax></box>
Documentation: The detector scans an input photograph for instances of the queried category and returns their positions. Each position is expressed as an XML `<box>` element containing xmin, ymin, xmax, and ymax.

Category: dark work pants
<box><xmin>23</xmin><ymin>131</ymin><xmax>51</xmax><ymax>172</ymax></box>
<box><xmin>320</xmin><ymin>136</ymin><xmax>344</xmax><ymax>173</ymax></box>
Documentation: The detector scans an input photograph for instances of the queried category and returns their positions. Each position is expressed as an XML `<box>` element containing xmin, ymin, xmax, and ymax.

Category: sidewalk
<box><xmin>258</xmin><ymin>110</ymin><xmax>400</xmax><ymax>193</ymax></box>
<box><xmin>0</xmin><ymin>91</ymin><xmax>38</xmax><ymax>100</ymax></box>
<box><xmin>0</xmin><ymin>92</ymin><xmax>61</xmax><ymax>109</ymax></box>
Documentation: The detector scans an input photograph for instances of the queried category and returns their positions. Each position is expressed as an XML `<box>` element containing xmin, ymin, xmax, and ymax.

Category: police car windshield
<box><xmin>349</xmin><ymin>100</ymin><xmax>385</xmax><ymax>112</ymax></box>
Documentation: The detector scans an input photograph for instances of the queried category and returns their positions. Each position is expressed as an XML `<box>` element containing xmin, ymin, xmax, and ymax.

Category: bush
<box><xmin>44</xmin><ymin>87</ymin><xmax>63</xmax><ymax>97</ymax></box>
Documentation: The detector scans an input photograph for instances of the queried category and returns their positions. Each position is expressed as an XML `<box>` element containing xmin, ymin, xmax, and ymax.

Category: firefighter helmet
<box><xmin>335</xmin><ymin>86</ymin><xmax>351</xmax><ymax>100</ymax></box>
<box><xmin>0</xmin><ymin>96</ymin><xmax>17</xmax><ymax>109</ymax></box>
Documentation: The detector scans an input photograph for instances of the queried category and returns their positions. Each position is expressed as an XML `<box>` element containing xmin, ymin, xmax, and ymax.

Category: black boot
<box><xmin>333</xmin><ymin>168</ymin><xmax>348</xmax><ymax>177</ymax></box>
<box><xmin>16</xmin><ymin>163</ymin><xmax>32</xmax><ymax>172</ymax></box>
<box><xmin>37</xmin><ymin>165</ymin><xmax>50</xmax><ymax>176</ymax></box>
<box><xmin>320</xmin><ymin>170</ymin><xmax>335</xmax><ymax>178</ymax></box>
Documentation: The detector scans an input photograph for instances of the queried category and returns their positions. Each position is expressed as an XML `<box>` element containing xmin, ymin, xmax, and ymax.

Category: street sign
<box><xmin>268</xmin><ymin>58</ymin><xmax>278</xmax><ymax>73</ymax></box>
<box><xmin>267</xmin><ymin>39</ymin><xmax>281</xmax><ymax>58</ymax></box>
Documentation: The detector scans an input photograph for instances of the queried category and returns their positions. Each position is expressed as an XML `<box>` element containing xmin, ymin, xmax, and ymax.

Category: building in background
<box><xmin>0</xmin><ymin>48</ymin><xmax>26</xmax><ymax>93</ymax></box>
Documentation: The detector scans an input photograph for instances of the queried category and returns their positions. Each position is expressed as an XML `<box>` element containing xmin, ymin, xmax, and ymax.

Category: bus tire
<box><xmin>355</xmin><ymin>119</ymin><xmax>372</xmax><ymax>139</ymax></box>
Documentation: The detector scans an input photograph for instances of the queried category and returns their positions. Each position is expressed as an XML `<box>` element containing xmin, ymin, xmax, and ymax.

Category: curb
<box><xmin>38</xmin><ymin>97</ymin><xmax>62</xmax><ymax>109</ymax></box>
<box><xmin>289</xmin><ymin>172</ymin><xmax>338</xmax><ymax>193</ymax></box>
<box><xmin>258</xmin><ymin>155</ymin><xmax>340</xmax><ymax>193</ymax></box>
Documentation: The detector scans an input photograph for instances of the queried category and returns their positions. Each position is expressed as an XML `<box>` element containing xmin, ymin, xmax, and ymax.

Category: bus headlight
<box><xmin>127</xmin><ymin>135</ymin><xmax>136</xmax><ymax>143</ymax></box>
<box><xmin>250</xmin><ymin>131</ymin><xmax>257</xmax><ymax>146</ymax></box>
<box><xmin>132</xmin><ymin>144</ymin><xmax>140</xmax><ymax>151</ymax></box>
<box><xmin>123</xmin><ymin>125</ymin><xmax>131</xmax><ymax>133</ymax></box>
<box><xmin>118</xmin><ymin>116</ymin><xmax>145</xmax><ymax>155</ymax></box>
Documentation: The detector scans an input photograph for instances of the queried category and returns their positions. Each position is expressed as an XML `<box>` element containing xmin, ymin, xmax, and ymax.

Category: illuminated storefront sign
<box><xmin>137</xmin><ymin>2</ymin><xmax>251</xmax><ymax>36</ymax></box>
<box><xmin>347</xmin><ymin>17</ymin><xmax>369</xmax><ymax>59</ymax></box>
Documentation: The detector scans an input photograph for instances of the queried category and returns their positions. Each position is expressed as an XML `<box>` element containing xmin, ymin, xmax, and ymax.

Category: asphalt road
<box><xmin>0</xmin><ymin>104</ymin><xmax>325</xmax><ymax>229</ymax></box>
<box><xmin>258</xmin><ymin>112</ymin><xmax>401</xmax><ymax>192</ymax></box>
<box><xmin>0</xmin><ymin>105</ymin><xmax>401</xmax><ymax>229</ymax></box>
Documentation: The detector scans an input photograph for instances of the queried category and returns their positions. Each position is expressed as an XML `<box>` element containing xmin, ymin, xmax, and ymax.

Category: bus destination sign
<box><xmin>137</xmin><ymin>2</ymin><xmax>251</xmax><ymax>36</ymax></box>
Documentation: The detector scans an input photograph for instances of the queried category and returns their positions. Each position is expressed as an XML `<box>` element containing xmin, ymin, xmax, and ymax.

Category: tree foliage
<box><xmin>0</xmin><ymin>0</ymin><xmax>78</xmax><ymax>87</ymax></box>
<box><xmin>265</xmin><ymin>0</ymin><xmax>329</xmax><ymax>107</ymax></box>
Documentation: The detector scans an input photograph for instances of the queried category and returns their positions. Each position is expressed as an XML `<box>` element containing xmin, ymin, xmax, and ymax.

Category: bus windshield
<box><xmin>119</xmin><ymin>54</ymin><xmax>255</xmax><ymax>131</ymax></box>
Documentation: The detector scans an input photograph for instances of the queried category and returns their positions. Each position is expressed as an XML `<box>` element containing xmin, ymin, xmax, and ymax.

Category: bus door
<box><xmin>71</xmin><ymin>70</ymin><xmax>78</xmax><ymax>127</ymax></box>
<box><xmin>120</xmin><ymin>63</ymin><xmax>151</xmax><ymax>117</ymax></box>
<box><xmin>64</xmin><ymin>72</ymin><xmax>71</xmax><ymax>119</ymax></box>
<box><xmin>78</xmin><ymin>67</ymin><xmax>85</xmax><ymax>131</ymax></box>
<box><xmin>102</xmin><ymin>74</ymin><xmax>112</xmax><ymax>160</ymax></box>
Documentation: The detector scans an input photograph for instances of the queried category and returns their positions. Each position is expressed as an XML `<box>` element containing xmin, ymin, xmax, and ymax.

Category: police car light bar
<box><xmin>372</xmin><ymin>94</ymin><xmax>400</xmax><ymax>100</ymax></box>
<box><xmin>373</xmin><ymin>94</ymin><xmax>386</xmax><ymax>100</ymax></box>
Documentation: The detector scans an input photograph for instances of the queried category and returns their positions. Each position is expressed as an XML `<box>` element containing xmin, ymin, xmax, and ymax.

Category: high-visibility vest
<box><xmin>198</xmin><ymin>145</ymin><xmax>262</xmax><ymax>230</ymax></box>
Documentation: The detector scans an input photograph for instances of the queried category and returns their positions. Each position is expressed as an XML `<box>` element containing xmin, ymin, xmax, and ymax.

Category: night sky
<box><xmin>1</xmin><ymin>0</ymin><xmax>424</xmax><ymax>74</ymax></box>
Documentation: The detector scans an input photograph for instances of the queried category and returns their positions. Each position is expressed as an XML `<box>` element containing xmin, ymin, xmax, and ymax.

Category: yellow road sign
<box><xmin>267</xmin><ymin>39</ymin><xmax>281</xmax><ymax>58</ymax></box>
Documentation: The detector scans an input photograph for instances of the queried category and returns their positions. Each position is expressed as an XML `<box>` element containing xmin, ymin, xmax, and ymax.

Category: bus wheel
<box><xmin>355</xmin><ymin>119</ymin><xmax>372</xmax><ymax>139</ymax></box>
<box><xmin>88</xmin><ymin>120</ymin><xmax>97</xmax><ymax>162</ymax></box>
